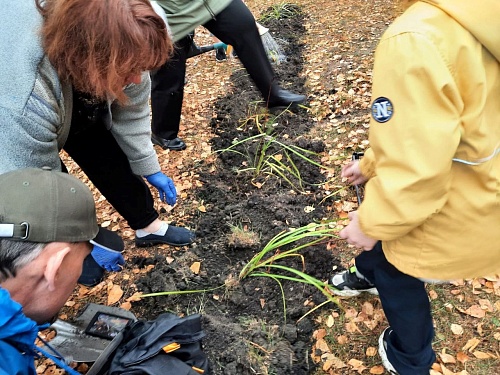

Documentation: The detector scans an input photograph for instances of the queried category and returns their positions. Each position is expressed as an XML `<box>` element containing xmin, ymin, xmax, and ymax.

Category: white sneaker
<box><xmin>329</xmin><ymin>266</ymin><xmax>379</xmax><ymax>297</ymax></box>
<box><xmin>378</xmin><ymin>328</ymin><xmax>399</xmax><ymax>374</ymax></box>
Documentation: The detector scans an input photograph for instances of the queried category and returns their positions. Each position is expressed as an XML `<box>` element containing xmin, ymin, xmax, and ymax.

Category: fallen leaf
<box><xmin>439</xmin><ymin>352</ymin><xmax>456</xmax><ymax>364</ymax></box>
<box><xmin>190</xmin><ymin>262</ymin><xmax>201</xmax><ymax>274</ymax></box>
<box><xmin>439</xmin><ymin>363</ymin><xmax>455</xmax><ymax>375</ymax></box>
<box><xmin>473</xmin><ymin>351</ymin><xmax>495</xmax><ymax>359</ymax></box>
<box><xmin>198</xmin><ymin>205</ymin><xmax>207</xmax><ymax>213</ymax></box>
<box><xmin>326</xmin><ymin>315</ymin><xmax>335</xmax><ymax>328</ymax></box>
<box><xmin>321</xmin><ymin>353</ymin><xmax>346</xmax><ymax>370</ymax></box>
<box><xmin>462</xmin><ymin>337</ymin><xmax>481</xmax><ymax>352</ymax></box>
<box><xmin>314</xmin><ymin>328</ymin><xmax>327</xmax><ymax>340</ymax></box>
<box><xmin>348</xmin><ymin>358</ymin><xmax>366</xmax><ymax>373</ymax></box>
<box><xmin>345</xmin><ymin>320</ymin><xmax>361</xmax><ymax>333</ymax></box>
<box><xmin>260</xmin><ymin>298</ymin><xmax>265</xmax><ymax>309</ymax></box>
<box><xmin>107</xmin><ymin>284</ymin><xmax>123</xmax><ymax>305</ymax></box>
<box><xmin>369</xmin><ymin>365</ymin><xmax>385</xmax><ymax>374</ymax></box>
<box><xmin>456</xmin><ymin>351</ymin><xmax>469</xmax><ymax>363</ymax></box>
<box><xmin>337</xmin><ymin>335</ymin><xmax>348</xmax><ymax>344</ymax></box>
<box><xmin>478</xmin><ymin>299</ymin><xmax>493</xmax><ymax>312</ymax></box>
<box><xmin>464</xmin><ymin>305</ymin><xmax>486</xmax><ymax>318</ymax></box>
<box><xmin>428</xmin><ymin>290</ymin><xmax>438</xmax><ymax>300</ymax></box>
<box><xmin>361</xmin><ymin>301</ymin><xmax>374</xmax><ymax>316</ymax></box>
<box><xmin>366</xmin><ymin>347</ymin><xmax>377</xmax><ymax>357</ymax></box>
<box><xmin>450</xmin><ymin>323</ymin><xmax>464</xmax><ymax>335</ymax></box>
<box><xmin>315</xmin><ymin>338</ymin><xmax>331</xmax><ymax>353</ymax></box>
<box><xmin>119</xmin><ymin>301</ymin><xmax>131</xmax><ymax>310</ymax></box>
<box><xmin>126</xmin><ymin>292</ymin><xmax>143</xmax><ymax>302</ymax></box>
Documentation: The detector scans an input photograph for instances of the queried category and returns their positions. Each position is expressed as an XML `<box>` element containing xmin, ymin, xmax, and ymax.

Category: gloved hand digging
<box><xmin>145</xmin><ymin>172</ymin><xmax>177</xmax><ymax>205</ymax></box>
<box><xmin>91</xmin><ymin>244</ymin><xmax>125</xmax><ymax>272</ymax></box>
<box><xmin>90</xmin><ymin>228</ymin><xmax>125</xmax><ymax>272</ymax></box>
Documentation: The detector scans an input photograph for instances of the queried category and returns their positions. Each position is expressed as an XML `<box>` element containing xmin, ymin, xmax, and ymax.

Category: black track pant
<box><xmin>63</xmin><ymin>93</ymin><xmax>159</xmax><ymax>230</ymax></box>
<box><xmin>151</xmin><ymin>0</ymin><xmax>278</xmax><ymax>139</ymax></box>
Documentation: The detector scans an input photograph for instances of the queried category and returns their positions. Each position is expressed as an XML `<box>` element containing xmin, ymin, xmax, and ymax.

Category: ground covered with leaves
<box><xmin>41</xmin><ymin>0</ymin><xmax>500</xmax><ymax>374</ymax></box>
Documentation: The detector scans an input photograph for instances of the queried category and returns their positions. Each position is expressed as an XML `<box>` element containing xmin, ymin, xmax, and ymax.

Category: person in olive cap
<box><xmin>0</xmin><ymin>168</ymin><xmax>122</xmax><ymax>374</ymax></box>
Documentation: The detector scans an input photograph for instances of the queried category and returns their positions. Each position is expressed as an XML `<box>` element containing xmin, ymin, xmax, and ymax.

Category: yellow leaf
<box><xmin>473</xmin><ymin>351</ymin><xmax>495</xmax><ymax>359</ymax></box>
<box><xmin>198</xmin><ymin>205</ymin><xmax>207</xmax><ymax>213</ymax></box>
<box><xmin>190</xmin><ymin>262</ymin><xmax>201</xmax><ymax>274</ymax></box>
<box><xmin>366</xmin><ymin>347</ymin><xmax>377</xmax><ymax>357</ymax></box>
<box><xmin>462</xmin><ymin>337</ymin><xmax>481</xmax><ymax>352</ymax></box>
<box><xmin>107</xmin><ymin>285</ymin><xmax>123</xmax><ymax>305</ymax></box>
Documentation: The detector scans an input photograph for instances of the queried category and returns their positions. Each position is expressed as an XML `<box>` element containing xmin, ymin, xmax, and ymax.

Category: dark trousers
<box><xmin>151</xmin><ymin>0</ymin><xmax>278</xmax><ymax>139</ymax></box>
<box><xmin>63</xmin><ymin>93</ymin><xmax>159</xmax><ymax>230</ymax></box>
<box><xmin>356</xmin><ymin>242</ymin><xmax>436</xmax><ymax>375</ymax></box>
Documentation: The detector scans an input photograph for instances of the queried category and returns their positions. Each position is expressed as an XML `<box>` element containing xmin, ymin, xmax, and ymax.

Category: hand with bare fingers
<box><xmin>339</xmin><ymin>211</ymin><xmax>377</xmax><ymax>250</ymax></box>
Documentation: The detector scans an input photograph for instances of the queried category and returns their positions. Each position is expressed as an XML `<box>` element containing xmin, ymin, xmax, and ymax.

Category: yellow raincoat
<box><xmin>358</xmin><ymin>0</ymin><xmax>500</xmax><ymax>280</ymax></box>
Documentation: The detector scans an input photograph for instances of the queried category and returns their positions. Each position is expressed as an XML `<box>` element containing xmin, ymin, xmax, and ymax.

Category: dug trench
<box><xmin>128</xmin><ymin>6</ymin><xmax>343</xmax><ymax>375</ymax></box>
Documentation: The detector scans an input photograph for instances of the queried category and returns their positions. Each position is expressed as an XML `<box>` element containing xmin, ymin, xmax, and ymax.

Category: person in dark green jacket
<box><xmin>150</xmin><ymin>0</ymin><xmax>306</xmax><ymax>150</ymax></box>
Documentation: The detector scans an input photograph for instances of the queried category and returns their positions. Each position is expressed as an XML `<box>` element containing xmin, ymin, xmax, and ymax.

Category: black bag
<box><xmin>91</xmin><ymin>313</ymin><xmax>210</xmax><ymax>375</ymax></box>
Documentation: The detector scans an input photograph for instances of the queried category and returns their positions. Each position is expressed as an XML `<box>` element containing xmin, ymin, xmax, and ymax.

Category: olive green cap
<box><xmin>0</xmin><ymin>168</ymin><xmax>98</xmax><ymax>243</ymax></box>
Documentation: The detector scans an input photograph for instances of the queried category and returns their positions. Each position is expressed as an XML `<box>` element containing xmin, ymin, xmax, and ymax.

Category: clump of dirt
<box><xmin>131</xmin><ymin>6</ymin><xmax>341</xmax><ymax>374</ymax></box>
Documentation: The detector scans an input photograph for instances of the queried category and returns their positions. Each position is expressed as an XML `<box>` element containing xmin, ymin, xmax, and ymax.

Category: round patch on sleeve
<box><xmin>371</xmin><ymin>97</ymin><xmax>394</xmax><ymax>123</ymax></box>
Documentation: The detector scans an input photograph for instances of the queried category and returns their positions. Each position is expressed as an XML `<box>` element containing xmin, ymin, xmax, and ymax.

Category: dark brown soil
<box><xmin>130</xmin><ymin>7</ymin><xmax>342</xmax><ymax>375</ymax></box>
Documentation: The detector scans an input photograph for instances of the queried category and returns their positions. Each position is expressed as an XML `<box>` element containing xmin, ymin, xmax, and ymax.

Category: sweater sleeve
<box><xmin>358</xmin><ymin>32</ymin><xmax>462</xmax><ymax>241</ymax></box>
<box><xmin>109</xmin><ymin>72</ymin><xmax>161</xmax><ymax>177</ymax></box>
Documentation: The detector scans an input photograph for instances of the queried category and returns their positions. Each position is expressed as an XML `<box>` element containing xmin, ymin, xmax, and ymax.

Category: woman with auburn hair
<box><xmin>37</xmin><ymin>0</ymin><xmax>172</xmax><ymax>104</ymax></box>
<box><xmin>0</xmin><ymin>0</ymin><xmax>195</xmax><ymax>285</ymax></box>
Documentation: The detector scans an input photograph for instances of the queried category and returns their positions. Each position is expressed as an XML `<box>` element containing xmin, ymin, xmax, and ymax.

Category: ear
<box><xmin>44</xmin><ymin>244</ymin><xmax>72</xmax><ymax>292</ymax></box>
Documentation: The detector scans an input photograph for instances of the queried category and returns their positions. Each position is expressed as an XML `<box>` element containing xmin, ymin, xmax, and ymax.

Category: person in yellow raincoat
<box><xmin>330</xmin><ymin>0</ymin><xmax>500</xmax><ymax>373</ymax></box>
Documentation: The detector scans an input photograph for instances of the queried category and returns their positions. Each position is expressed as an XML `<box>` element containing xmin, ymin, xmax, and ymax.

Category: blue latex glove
<box><xmin>145</xmin><ymin>172</ymin><xmax>177</xmax><ymax>206</ymax></box>
<box><xmin>91</xmin><ymin>244</ymin><xmax>125</xmax><ymax>272</ymax></box>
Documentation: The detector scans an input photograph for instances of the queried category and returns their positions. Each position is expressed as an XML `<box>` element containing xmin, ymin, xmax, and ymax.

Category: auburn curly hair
<box><xmin>36</xmin><ymin>0</ymin><xmax>173</xmax><ymax>103</ymax></box>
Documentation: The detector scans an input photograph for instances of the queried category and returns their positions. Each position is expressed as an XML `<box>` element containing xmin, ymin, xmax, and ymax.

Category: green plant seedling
<box><xmin>239</xmin><ymin>222</ymin><xmax>342</xmax><ymax>321</ymax></box>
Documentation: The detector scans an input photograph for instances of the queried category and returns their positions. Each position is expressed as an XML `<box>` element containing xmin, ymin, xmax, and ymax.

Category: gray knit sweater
<box><xmin>0</xmin><ymin>0</ymin><xmax>161</xmax><ymax>177</ymax></box>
